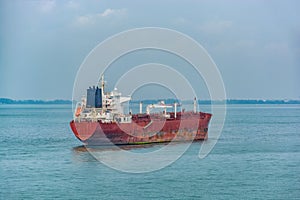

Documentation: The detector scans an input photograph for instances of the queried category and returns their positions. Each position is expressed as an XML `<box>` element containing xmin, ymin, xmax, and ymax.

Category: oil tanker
<box><xmin>70</xmin><ymin>75</ymin><xmax>212</xmax><ymax>145</ymax></box>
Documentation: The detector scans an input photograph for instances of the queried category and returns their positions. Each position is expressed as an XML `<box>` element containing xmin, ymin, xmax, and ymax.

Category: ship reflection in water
<box><xmin>72</xmin><ymin>141</ymin><xmax>203</xmax><ymax>163</ymax></box>
<box><xmin>73</xmin><ymin>143</ymin><xmax>169</xmax><ymax>154</ymax></box>
<box><xmin>72</xmin><ymin>143</ymin><xmax>168</xmax><ymax>162</ymax></box>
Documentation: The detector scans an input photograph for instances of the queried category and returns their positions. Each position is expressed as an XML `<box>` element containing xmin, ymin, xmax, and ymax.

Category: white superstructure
<box><xmin>74</xmin><ymin>75</ymin><xmax>131</xmax><ymax>123</ymax></box>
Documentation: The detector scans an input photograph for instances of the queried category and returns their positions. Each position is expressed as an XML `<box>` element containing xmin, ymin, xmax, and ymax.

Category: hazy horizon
<box><xmin>1</xmin><ymin>97</ymin><xmax>300</xmax><ymax>102</ymax></box>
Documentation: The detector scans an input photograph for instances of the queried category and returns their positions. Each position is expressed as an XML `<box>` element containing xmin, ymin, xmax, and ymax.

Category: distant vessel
<box><xmin>70</xmin><ymin>75</ymin><xmax>212</xmax><ymax>145</ymax></box>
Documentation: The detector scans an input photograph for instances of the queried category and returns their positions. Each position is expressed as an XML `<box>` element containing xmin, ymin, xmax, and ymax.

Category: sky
<box><xmin>0</xmin><ymin>0</ymin><xmax>299</xmax><ymax>100</ymax></box>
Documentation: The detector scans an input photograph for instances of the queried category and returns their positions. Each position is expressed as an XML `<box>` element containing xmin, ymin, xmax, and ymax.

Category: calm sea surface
<box><xmin>0</xmin><ymin>104</ymin><xmax>299</xmax><ymax>199</ymax></box>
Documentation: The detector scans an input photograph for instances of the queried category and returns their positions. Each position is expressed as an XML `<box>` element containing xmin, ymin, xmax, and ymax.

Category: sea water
<box><xmin>0</xmin><ymin>104</ymin><xmax>299</xmax><ymax>199</ymax></box>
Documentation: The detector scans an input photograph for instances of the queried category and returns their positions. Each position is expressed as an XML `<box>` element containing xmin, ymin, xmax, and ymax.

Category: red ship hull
<box><xmin>70</xmin><ymin>111</ymin><xmax>212</xmax><ymax>145</ymax></box>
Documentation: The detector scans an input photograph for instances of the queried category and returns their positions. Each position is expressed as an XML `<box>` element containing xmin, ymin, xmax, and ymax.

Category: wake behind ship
<box><xmin>70</xmin><ymin>75</ymin><xmax>212</xmax><ymax>145</ymax></box>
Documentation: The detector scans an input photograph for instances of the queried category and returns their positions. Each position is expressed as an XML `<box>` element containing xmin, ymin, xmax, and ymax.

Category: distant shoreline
<box><xmin>1</xmin><ymin>98</ymin><xmax>299</xmax><ymax>105</ymax></box>
<box><xmin>0</xmin><ymin>98</ymin><xmax>73</xmax><ymax>105</ymax></box>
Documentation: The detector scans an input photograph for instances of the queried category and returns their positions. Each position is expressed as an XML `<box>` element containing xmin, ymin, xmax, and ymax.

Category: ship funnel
<box><xmin>139</xmin><ymin>101</ymin><xmax>143</xmax><ymax>114</ymax></box>
<box><xmin>95</xmin><ymin>86</ymin><xmax>102</xmax><ymax>108</ymax></box>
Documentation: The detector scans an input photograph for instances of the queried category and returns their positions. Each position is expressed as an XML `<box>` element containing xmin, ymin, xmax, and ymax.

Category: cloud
<box><xmin>264</xmin><ymin>42</ymin><xmax>290</xmax><ymax>56</ymax></box>
<box><xmin>173</xmin><ymin>17</ymin><xmax>188</xmax><ymax>25</ymax></box>
<box><xmin>236</xmin><ymin>40</ymin><xmax>256</xmax><ymax>49</ymax></box>
<box><xmin>76</xmin><ymin>15</ymin><xmax>94</xmax><ymax>25</ymax></box>
<box><xmin>66</xmin><ymin>0</ymin><xmax>80</xmax><ymax>9</ymax></box>
<box><xmin>38</xmin><ymin>0</ymin><xmax>56</xmax><ymax>13</ymax></box>
<box><xmin>98</xmin><ymin>8</ymin><xmax>127</xmax><ymax>17</ymax></box>
<box><xmin>75</xmin><ymin>8</ymin><xmax>127</xmax><ymax>26</ymax></box>
<box><xmin>199</xmin><ymin>20</ymin><xmax>233</xmax><ymax>34</ymax></box>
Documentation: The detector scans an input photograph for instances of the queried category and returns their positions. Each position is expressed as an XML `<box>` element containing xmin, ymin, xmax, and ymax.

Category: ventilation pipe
<box><xmin>140</xmin><ymin>101</ymin><xmax>143</xmax><ymax>114</ymax></box>
<box><xmin>193</xmin><ymin>97</ymin><xmax>197</xmax><ymax>113</ymax></box>
<box><xmin>174</xmin><ymin>102</ymin><xmax>177</xmax><ymax>118</ymax></box>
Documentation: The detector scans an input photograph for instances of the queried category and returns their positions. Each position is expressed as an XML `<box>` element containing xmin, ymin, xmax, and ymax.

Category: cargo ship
<box><xmin>70</xmin><ymin>75</ymin><xmax>212</xmax><ymax>145</ymax></box>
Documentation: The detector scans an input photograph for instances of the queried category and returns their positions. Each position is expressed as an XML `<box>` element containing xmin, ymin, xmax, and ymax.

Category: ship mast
<box><xmin>194</xmin><ymin>97</ymin><xmax>197</xmax><ymax>113</ymax></box>
<box><xmin>96</xmin><ymin>74</ymin><xmax>106</xmax><ymax>113</ymax></box>
<box><xmin>100</xmin><ymin>74</ymin><xmax>105</xmax><ymax>111</ymax></box>
<box><xmin>101</xmin><ymin>74</ymin><xmax>105</xmax><ymax>98</ymax></box>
